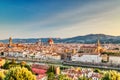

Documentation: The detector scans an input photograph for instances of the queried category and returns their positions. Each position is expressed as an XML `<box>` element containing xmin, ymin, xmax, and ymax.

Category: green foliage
<box><xmin>102</xmin><ymin>52</ymin><xmax>120</xmax><ymax>56</ymax></box>
<box><xmin>101</xmin><ymin>60</ymin><xmax>108</xmax><ymax>63</ymax></box>
<box><xmin>24</xmin><ymin>64</ymin><xmax>32</xmax><ymax>72</ymax></box>
<box><xmin>47</xmin><ymin>65</ymin><xmax>72</xmax><ymax>80</ymax></box>
<box><xmin>48</xmin><ymin>72</ymin><xmax>55</xmax><ymax>80</ymax></box>
<box><xmin>47</xmin><ymin>65</ymin><xmax>56</xmax><ymax>74</ymax></box>
<box><xmin>94</xmin><ymin>69</ymin><xmax>101</xmax><ymax>73</ymax></box>
<box><xmin>11</xmin><ymin>59</ymin><xmax>16</xmax><ymax>64</ymax></box>
<box><xmin>102</xmin><ymin>73</ymin><xmax>111</xmax><ymax>80</ymax></box>
<box><xmin>79</xmin><ymin>76</ymin><xmax>92</xmax><ymax>80</ymax></box>
<box><xmin>102</xmin><ymin>70</ymin><xmax>120</xmax><ymax>80</ymax></box>
<box><xmin>0</xmin><ymin>71</ymin><xmax>5</xmax><ymax>80</ymax></box>
<box><xmin>2</xmin><ymin>60</ymin><xmax>32</xmax><ymax>72</ymax></box>
<box><xmin>60</xmin><ymin>66</ymin><xmax>68</xmax><ymax>70</ymax></box>
<box><xmin>58</xmin><ymin>74</ymin><xmax>72</xmax><ymax>80</ymax></box>
<box><xmin>2</xmin><ymin>60</ymin><xmax>19</xmax><ymax>69</ymax></box>
<box><xmin>5</xmin><ymin>67</ymin><xmax>36</xmax><ymax>80</ymax></box>
<box><xmin>2</xmin><ymin>60</ymin><xmax>10</xmax><ymax>69</ymax></box>
<box><xmin>47</xmin><ymin>65</ymin><xmax>56</xmax><ymax>80</ymax></box>
<box><xmin>58</xmin><ymin>74</ymin><xmax>65</xmax><ymax>80</ymax></box>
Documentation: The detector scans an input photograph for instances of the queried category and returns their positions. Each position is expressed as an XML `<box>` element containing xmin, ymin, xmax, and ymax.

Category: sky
<box><xmin>0</xmin><ymin>0</ymin><xmax>120</xmax><ymax>39</ymax></box>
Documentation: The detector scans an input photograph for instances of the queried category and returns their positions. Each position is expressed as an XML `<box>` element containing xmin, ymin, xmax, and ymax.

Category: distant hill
<box><xmin>62</xmin><ymin>34</ymin><xmax>120</xmax><ymax>44</ymax></box>
<box><xmin>0</xmin><ymin>34</ymin><xmax>120</xmax><ymax>44</ymax></box>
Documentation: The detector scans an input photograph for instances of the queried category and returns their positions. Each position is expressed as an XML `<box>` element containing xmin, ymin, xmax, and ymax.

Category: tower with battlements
<box><xmin>9</xmin><ymin>37</ymin><xmax>12</xmax><ymax>47</ymax></box>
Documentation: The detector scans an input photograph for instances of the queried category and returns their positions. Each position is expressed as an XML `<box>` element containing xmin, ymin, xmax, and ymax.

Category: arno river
<box><xmin>1</xmin><ymin>56</ymin><xmax>120</xmax><ymax>71</ymax></box>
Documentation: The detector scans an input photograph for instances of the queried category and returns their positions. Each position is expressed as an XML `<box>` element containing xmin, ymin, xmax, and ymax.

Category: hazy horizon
<box><xmin>0</xmin><ymin>33</ymin><xmax>120</xmax><ymax>40</ymax></box>
<box><xmin>0</xmin><ymin>0</ymin><xmax>120</xmax><ymax>39</ymax></box>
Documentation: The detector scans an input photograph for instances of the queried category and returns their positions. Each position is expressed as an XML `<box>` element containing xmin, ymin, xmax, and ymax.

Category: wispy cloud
<box><xmin>0</xmin><ymin>0</ymin><xmax>120</xmax><ymax>39</ymax></box>
<box><xmin>20</xmin><ymin>0</ymin><xmax>120</xmax><ymax>28</ymax></box>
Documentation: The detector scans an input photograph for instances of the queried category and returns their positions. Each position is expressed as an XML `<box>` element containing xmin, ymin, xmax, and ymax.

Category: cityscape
<box><xmin>0</xmin><ymin>0</ymin><xmax>120</xmax><ymax>80</ymax></box>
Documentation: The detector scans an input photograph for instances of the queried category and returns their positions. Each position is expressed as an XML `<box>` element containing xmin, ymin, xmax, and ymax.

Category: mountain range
<box><xmin>0</xmin><ymin>34</ymin><xmax>120</xmax><ymax>44</ymax></box>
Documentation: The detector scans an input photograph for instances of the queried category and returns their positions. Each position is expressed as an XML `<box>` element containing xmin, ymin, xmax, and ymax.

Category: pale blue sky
<box><xmin>0</xmin><ymin>0</ymin><xmax>120</xmax><ymax>39</ymax></box>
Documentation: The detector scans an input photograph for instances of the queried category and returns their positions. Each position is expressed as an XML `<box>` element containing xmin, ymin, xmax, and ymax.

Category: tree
<box><xmin>58</xmin><ymin>74</ymin><xmax>72</xmax><ymax>80</ymax></box>
<box><xmin>48</xmin><ymin>72</ymin><xmax>55</xmax><ymax>80</ymax></box>
<box><xmin>94</xmin><ymin>69</ymin><xmax>101</xmax><ymax>73</ymax></box>
<box><xmin>102</xmin><ymin>70</ymin><xmax>120</xmax><ymax>80</ymax></box>
<box><xmin>2</xmin><ymin>59</ymin><xmax>18</xmax><ymax>69</ymax></box>
<box><xmin>47</xmin><ymin>65</ymin><xmax>55</xmax><ymax>74</ymax></box>
<box><xmin>3</xmin><ymin>60</ymin><xmax>32</xmax><ymax>72</ymax></box>
<box><xmin>79</xmin><ymin>75</ymin><xmax>92</xmax><ymax>80</ymax></box>
<box><xmin>0</xmin><ymin>71</ymin><xmax>5</xmax><ymax>80</ymax></box>
<box><xmin>79</xmin><ymin>76</ymin><xmax>88</xmax><ymax>80</ymax></box>
<box><xmin>5</xmin><ymin>67</ymin><xmax>36</xmax><ymax>80</ymax></box>
<box><xmin>58</xmin><ymin>74</ymin><xmax>65</xmax><ymax>80</ymax></box>
<box><xmin>2</xmin><ymin>60</ymin><xmax>10</xmax><ymax>69</ymax></box>
<box><xmin>102</xmin><ymin>73</ymin><xmax>111</xmax><ymax>80</ymax></box>
<box><xmin>11</xmin><ymin>59</ymin><xmax>16</xmax><ymax>64</ymax></box>
<box><xmin>24</xmin><ymin>64</ymin><xmax>32</xmax><ymax>72</ymax></box>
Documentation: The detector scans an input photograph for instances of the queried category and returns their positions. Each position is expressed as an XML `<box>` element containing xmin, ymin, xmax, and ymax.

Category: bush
<box><xmin>48</xmin><ymin>72</ymin><xmax>55</xmax><ymax>80</ymax></box>
<box><xmin>102</xmin><ymin>70</ymin><xmax>120</xmax><ymax>80</ymax></box>
<box><xmin>5</xmin><ymin>67</ymin><xmax>36</xmax><ymax>80</ymax></box>
<box><xmin>2</xmin><ymin>60</ymin><xmax>32</xmax><ymax>72</ymax></box>
<box><xmin>47</xmin><ymin>65</ymin><xmax>55</xmax><ymax>74</ymax></box>
<box><xmin>0</xmin><ymin>71</ymin><xmax>5</xmax><ymax>80</ymax></box>
<box><xmin>94</xmin><ymin>69</ymin><xmax>101</xmax><ymax>73</ymax></box>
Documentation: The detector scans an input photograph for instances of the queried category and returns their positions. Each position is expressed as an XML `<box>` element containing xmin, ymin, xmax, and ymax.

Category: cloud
<box><xmin>20</xmin><ymin>0</ymin><xmax>119</xmax><ymax>28</ymax></box>
<box><xmin>0</xmin><ymin>0</ymin><xmax>120</xmax><ymax>39</ymax></box>
<box><xmin>53</xmin><ymin>7</ymin><xmax>120</xmax><ymax>38</ymax></box>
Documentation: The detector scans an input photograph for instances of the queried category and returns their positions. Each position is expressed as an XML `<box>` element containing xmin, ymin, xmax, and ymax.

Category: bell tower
<box><xmin>97</xmin><ymin>39</ymin><xmax>101</xmax><ymax>47</ymax></box>
<box><xmin>9</xmin><ymin>37</ymin><xmax>12</xmax><ymax>47</ymax></box>
<box><xmin>95</xmin><ymin>36</ymin><xmax>103</xmax><ymax>53</ymax></box>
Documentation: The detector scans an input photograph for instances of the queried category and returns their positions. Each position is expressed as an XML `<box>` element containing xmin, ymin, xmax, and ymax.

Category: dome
<box><xmin>48</xmin><ymin>38</ymin><xmax>54</xmax><ymax>45</ymax></box>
